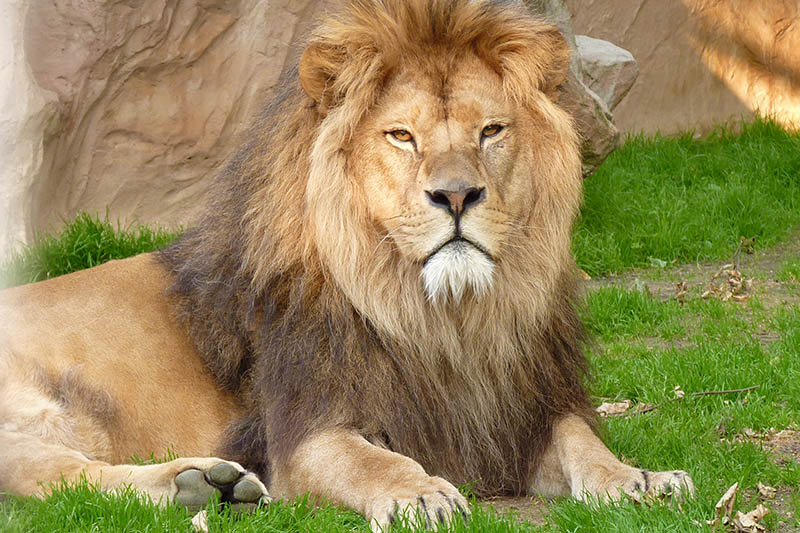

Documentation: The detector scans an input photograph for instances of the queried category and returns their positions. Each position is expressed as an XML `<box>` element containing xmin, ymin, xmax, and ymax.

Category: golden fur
<box><xmin>0</xmin><ymin>1</ymin><xmax>692</xmax><ymax>529</ymax></box>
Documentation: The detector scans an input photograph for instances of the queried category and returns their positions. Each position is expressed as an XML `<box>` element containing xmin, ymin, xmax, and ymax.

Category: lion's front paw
<box><xmin>638</xmin><ymin>470</ymin><xmax>694</xmax><ymax>501</ymax></box>
<box><xmin>587</xmin><ymin>467</ymin><xmax>695</xmax><ymax>503</ymax></box>
<box><xmin>174</xmin><ymin>460</ymin><xmax>270</xmax><ymax>511</ymax></box>
<box><xmin>366</xmin><ymin>476</ymin><xmax>469</xmax><ymax>532</ymax></box>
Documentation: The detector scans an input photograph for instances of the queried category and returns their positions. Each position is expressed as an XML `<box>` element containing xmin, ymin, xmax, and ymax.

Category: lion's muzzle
<box><xmin>421</xmin><ymin>237</ymin><xmax>494</xmax><ymax>304</ymax></box>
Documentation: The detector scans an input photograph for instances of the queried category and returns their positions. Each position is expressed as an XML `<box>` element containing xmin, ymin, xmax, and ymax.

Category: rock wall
<box><xmin>566</xmin><ymin>0</ymin><xmax>800</xmax><ymax>134</ymax></box>
<box><xmin>4</xmin><ymin>1</ymin><xmax>799</xmax><ymax>255</ymax></box>
<box><xmin>23</xmin><ymin>0</ymin><xmax>319</xmax><ymax>241</ymax></box>
<box><xmin>688</xmin><ymin>0</ymin><xmax>800</xmax><ymax>129</ymax></box>
<box><xmin>0</xmin><ymin>1</ymin><xmax>58</xmax><ymax>257</ymax></box>
<box><xmin>2</xmin><ymin>0</ymin><xmax>628</xmax><ymax>254</ymax></box>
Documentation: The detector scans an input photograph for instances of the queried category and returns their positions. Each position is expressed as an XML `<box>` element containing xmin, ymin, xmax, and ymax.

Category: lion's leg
<box><xmin>0</xmin><ymin>367</ymin><xmax>267</xmax><ymax>509</ymax></box>
<box><xmin>528</xmin><ymin>414</ymin><xmax>694</xmax><ymax>501</ymax></box>
<box><xmin>271</xmin><ymin>428</ymin><xmax>468</xmax><ymax>531</ymax></box>
<box><xmin>0</xmin><ymin>429</ymin><xmax>269</xmax><ymax>509</ymax></box>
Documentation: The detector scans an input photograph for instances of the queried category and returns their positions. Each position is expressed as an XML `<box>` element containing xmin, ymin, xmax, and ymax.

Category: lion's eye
<box><xmin>388</xmin><ymin>129</ymin><xmax>414</xmax><ymax>143</ymax></box>
<box><xmin>481</xmin><ymin>124</ymin><xmax>504</xmax><ymax>138</ymax></box>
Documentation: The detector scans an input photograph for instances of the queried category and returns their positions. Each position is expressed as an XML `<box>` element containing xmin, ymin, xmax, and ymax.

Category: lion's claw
<box><xmin>638</xmin><ymin>469</ymin><xmax>694</xmax><ymax>501</ymax></box>
<box><xmin>584</xmin><ymin>467</ymin><xmax>694</xmax><ymax>503</ymax></box>
<box><xmin>368</xmin><ymin>476</ymin><xmax>469</xmax><ymax>531</ymax></box>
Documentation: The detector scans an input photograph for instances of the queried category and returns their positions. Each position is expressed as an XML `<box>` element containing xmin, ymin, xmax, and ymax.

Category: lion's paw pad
<box><xmin>174</xmin><ymin>462</ymin><xmax>270</xmax><ymax>511</ymax></box>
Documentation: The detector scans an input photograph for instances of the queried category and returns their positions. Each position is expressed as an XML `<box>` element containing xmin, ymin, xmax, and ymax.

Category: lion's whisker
<box><xmin>371</xmin><ymin>225</ymin><xmax>406</xmax><ymax>256</ymax></box>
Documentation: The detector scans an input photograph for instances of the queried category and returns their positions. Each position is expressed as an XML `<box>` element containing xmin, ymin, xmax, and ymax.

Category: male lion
<box><xmin>0</xmin><ymin>0</ymin><xmax>693</xmax><ymax>529</ymax></box>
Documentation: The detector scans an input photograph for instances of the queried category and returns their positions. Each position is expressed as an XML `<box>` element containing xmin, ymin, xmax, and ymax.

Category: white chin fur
<box><xmin>421</xmin><ymin>241</ymin><xmax>494</xmax><ymax>304</ymax></box>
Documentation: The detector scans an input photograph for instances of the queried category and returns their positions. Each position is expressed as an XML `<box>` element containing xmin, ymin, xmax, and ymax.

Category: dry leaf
<box><xmin>713</xmin><ymin>264</ymin><xmax>736</xmax><ymax>278</ymax></box>
<box><xmin>733</xmin><ymin>504</ymin><xmax>769</xmax><ymax>532</ymax></box>
<box><xmin>596</xmin><ymin>400</ymin><xmax>631</xmax><ymax>417</ymax></box>
<box><xmin>738</xmin><ymin>236</ymin><xmax>755</xmax><ymax>255</ymax></box>
<box><xmin>707</xmin><ymin>482</ymin><xmax>738</xmax><ymax>529</ymax></box>
<box><xmin>674</xmin><ymin>281</ymin><xmax>688</xmax><ymax>302</ymax></box>
<box><xmin>717</xmin><ymin>482</ymin><xmax>738</xmax><ymax>517</ymax></box>
<box><xmin>578</xmin><ymin>268</ymin><xmax>592</xmax><ymax>280</ymax></box>
<box><xmin>703</xmin><ymin>262</ymin><xmax>752</xmax><ymax>302</ymax></box>
<box><xmin>191</xmin><ymin>510</ymin><xmax>209</xmax><ymax>533</ymax></box>
<box><xmin>757</xmin><ymin>482</ymin><xmax>776</xmax><ymax>499</ymax></box>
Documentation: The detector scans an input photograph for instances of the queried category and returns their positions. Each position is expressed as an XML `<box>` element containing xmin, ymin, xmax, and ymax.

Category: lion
<box><xmin>0</xmin><ymin>0</ymin><xmax>693</xmax><ymax>529</ymax></box>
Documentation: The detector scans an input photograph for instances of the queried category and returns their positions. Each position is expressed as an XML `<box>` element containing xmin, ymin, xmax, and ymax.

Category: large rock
<box><xmin>576</xmin><ymin>35</ymin><xmax>639</xmax><ymax>111</ymax></box>
<box><xmin>2</xmin><ymin>0</ymin><xmax>632</xmax><ymax>255</ymax></box>
<box><xmin>526</xmin><ymin>0</ymin><xmax>629</xmax><ymax>175</ymax></box>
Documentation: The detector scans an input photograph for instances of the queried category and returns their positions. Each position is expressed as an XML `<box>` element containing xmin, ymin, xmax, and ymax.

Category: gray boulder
<box><xmin>576</xmin><ymin>35</ymin><xmax>639</xmax><ymax>112</ymax></box>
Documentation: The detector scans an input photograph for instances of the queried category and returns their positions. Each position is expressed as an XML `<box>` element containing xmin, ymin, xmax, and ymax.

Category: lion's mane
<box><xmin>160</xmin><ymin>0</ymin><xmax>592</xmax><ymax>496</ymax></box>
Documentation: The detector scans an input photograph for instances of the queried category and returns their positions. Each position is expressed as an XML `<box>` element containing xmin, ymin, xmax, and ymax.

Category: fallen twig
<box><xmin>597</xmin><ymin>385</ymin><xmax>761</xmax><ymax>419</ymax></box>
<box><xmin>690</xmin><ymin>385</ymin><xmax>760</xmax><ymax>397</ymax></box>
<box><xmin>621</xmin><ymin>403</ymin><xmax>659</xmax><ymax>417</ymax></box>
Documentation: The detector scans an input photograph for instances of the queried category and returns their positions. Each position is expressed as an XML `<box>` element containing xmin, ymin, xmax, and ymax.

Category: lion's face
<box><xmin>297</xmin><ymin>3</ymin><xmax>581</xmax><ymax>316</ymax></box>
<box><xmin>349</xmin><ymin>54</ymin><xmax>545</xmax><ymax>303</ymax></box>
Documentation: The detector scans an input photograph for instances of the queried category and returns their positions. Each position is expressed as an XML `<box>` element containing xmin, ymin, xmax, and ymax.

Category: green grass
<box><xmin>0</xmin><ymin>481</ymin><xmax>535</xmax><ymax>532</ymax></box>
<box><xmin>581</xmin><ymin>287</ymin><xmax>684</xmax><ymax>341</ymax></box>
<box><xmin>589</xmin><ymin>292</ymin><xmax>800</xmax><ymax>529</ymax></box>
<box><xmin>3</xmin><ymin>121</ymin><xmax>800</xmax><ymax>531</ymax></box>
<box><xmin>0</xmin><ymin>482</ymin><xmax>199</xmax><ymax>532</ymax></box>
<box><xmin>573</xmin><ymin>118</ymin><xmax>800</xmax><ymax>276</ymax></box>
<box><xmin>0</xmin><ymin>212</ymin><xmax>180</xmax><ymax>288</ymax></box>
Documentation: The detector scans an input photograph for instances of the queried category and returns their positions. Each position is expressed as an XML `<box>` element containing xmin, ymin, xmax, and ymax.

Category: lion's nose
<box><xmin>425</xmin><ymin>186</ymin><xmax>485</xmax><ymax>219</ymax></box>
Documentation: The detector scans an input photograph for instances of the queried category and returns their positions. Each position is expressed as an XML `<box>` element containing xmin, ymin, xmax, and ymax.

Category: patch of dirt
<box><xmin>639</xmin><ymin>336</ymin><xmax>694</xmax><ymax>351</ymax></box>
<box><xmin>764</xmin><ymin>429</ymin><xmax>800</xmax><ymax>466</ymax></box>
<box><xmin>745</xmin><ymin>231</ymin><xmax>800</xmax><ymax>279</ymax></box>
<box><xmin>768</xmin><ymin>487</ymin><xmax>799</xmax><ymax>533</ymax></box>
<box><xmin>755</xmin><ymin>330</ymin><xmax>782</xmax><ymax>347</ymax></box>
<box><xmin>734</xmin><ymin>485</ymin><xmax>799</xmax><ymax>533</ymax></box>
<box><xmin>583</xmin><ymin>230</ymin><xmax>800</xmax><ymax>360</ymax></box>
<box><xmin>479</xmin><ymin>495</ymin><xmax>547</xmax><ymax>526</ymax></box>
<box><xmin>731</xmin><ymin>428</ymin><xmax>800</xmax><ymax>467</ymax></box>
<box><xmin>751</xmin><ymin>280</ymin><xmax>800</xmax><ymax>311</ymax></box>
<box><xmin>584</xmin><ymin>228</ymin><xmax>800</xmax><ymax>311</ymax></box>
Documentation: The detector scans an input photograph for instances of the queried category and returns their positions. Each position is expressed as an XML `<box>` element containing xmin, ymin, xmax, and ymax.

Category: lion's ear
<box><xmin>299</xmin><ymin>41</ymin><xmax>346</xmax><ymax>108</ymax></box>
<box><xmin>537</xmin><ymin>27</ymin><xmax>571</xmax><ymax>97</ymax></box>
<box><xmin>489</xmin><ymin>25</ymin><xmax>571</xmax><ymax>102</ymax></box>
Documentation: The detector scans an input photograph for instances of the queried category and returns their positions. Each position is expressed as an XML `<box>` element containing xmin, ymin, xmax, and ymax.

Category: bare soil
<box><xmin>584</xmin><ymin>228</ymin><xmax>800</xmax><ymax>311</ymax></box>
<box><xmin>479</xmin><ymin>495</ymin><xmax>546</xmax><ymax>526</ymax></box>
<box><xmin>764</xmin><ymin>429</ymin><xmax>800</xmax><ymax>467</ymax></box>
<box><xmin>770</xmin><ymin>487</ymin><xmax>799</xmax><ymax>532</ymax></box>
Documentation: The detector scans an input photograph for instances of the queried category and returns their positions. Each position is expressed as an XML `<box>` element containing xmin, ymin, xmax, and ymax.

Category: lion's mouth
<box><xmin>423</xmin><ymin>236</ymin><xmax>493</xmax><ymax>267</ymax></box>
